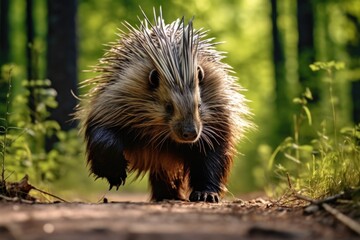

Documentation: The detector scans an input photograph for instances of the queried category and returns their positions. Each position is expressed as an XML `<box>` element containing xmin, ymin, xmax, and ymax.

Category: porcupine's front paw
<box><xmin>86</xmin><ymin>126</ymin><xmax>128</xmax><ymax>190</ymax></box>
<box><xmin>105</xmin><ymin>168</ymin><xmax>127</xmax><ymax>190</ymax></box>
<box><xmin>189</xmin><ymin>191</ymin><xmax>220</xmax><ymax>203</ymax></box>
<box><xmin>91</xmin><ymin>160</ymin><xmax>128</xmax><ymax>190</ymax></box>
<box><xmin>91</xmin><ymin>159</ymin><xmax>128</xmax><ymax>190</ymax></box>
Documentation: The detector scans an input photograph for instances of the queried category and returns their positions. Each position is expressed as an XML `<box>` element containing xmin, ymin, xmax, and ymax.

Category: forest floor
<box><xmin>0</xmin><ymin>192</ymin><xmax>359</xmax><ymax>240</ymax></box>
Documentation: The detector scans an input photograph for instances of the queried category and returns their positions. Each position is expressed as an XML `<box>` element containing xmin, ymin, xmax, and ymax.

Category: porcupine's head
<box><xmin>142</xmin><ymin>16</ymin><xmax>204</xmax><ymax>143</ymax></box>
<box><xmin>80</xmin><ymin>8</ymin><xmax>249</xmax><ymax>148</ymax></box>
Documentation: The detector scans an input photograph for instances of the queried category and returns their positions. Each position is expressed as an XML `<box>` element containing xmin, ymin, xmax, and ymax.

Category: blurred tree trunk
<box><xmin>270</xmin><ymin>0</ymin><xmax>291</xmax><ymax>139</ymax></box>
<box><xmin>26</xmin><ymin>0</ymin><xmax>37</xmax><ymax>123</ymax></box>
<box><xmin>46</xmin><ymin>0</ymin><xmax>78</xmax><ymax>148</ymax></box>
<box><xmin>0</xmin><ymin>0</ymin><xmax>10</xmax><ymax>118</ymax></box>
<box><xmin>0</xmin><ymin>0</ymin><xmax>9</xmax><ymax>66</ymax></box>
<box><xmin>297</xmin><ymin>0</ymin><xmax>318</xmax><ymax>101</ymax></box>
<box><xmin>345</xmin><ymin>12</ymin><xmax>360</xmax><ymax>124</ymax></box>
<box><xmin>26</xmin><ymin>0</ymin><xmax>34</xmax><ymax>80</ymax></box>
<box><xmin>47</xmin><ymin>0</ymin><xmax>78</xmax><ymax>130</ymax></box>
<box><xmin>351</xmin><ymin>81</ymin><xmax>360</xmax><ymax>124</ymax></box>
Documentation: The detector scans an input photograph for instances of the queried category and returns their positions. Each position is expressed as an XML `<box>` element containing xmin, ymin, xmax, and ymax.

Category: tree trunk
<box><xmin>0</xmin><ymin>0</ymin><xmax>10</xmax><ymax>118</ymax></box>
<box><xmin>0</xmin><ymin>0</ymin><xmax>9</xmax><ymax>66</ymax></box>
<box><xmin>26</xmin><ymin>0</ymin><xmax>37</xmax><ymax>123</ymax></box>
<box><xmin>351</xmin><ymin>81</ymin><xmax>360</xmax><ymax>124</ymax></box>
<box><xmin>26</xmin><ymin>0</ymin><xmax>34</xmax><ymax>80</ymax></box>
<box><xmin>270</xmin><ymin>0</ymin><xmax>291</xmax><ymax>139</ymax></box>
<box><xmin>345</xmin><ymin>13</ymin><xmax>360</xmax><ymax>124</ymax></box>
<box><xmin>47</xmin><ymin>0</ymin><xmax>78</xmax><ymax>129</ymax></box>
<box><xmin>297</xmin><ymin>0</ymin><xmax>318</xmax><ymax>100</ymax></box>
<box><xmin>46</xmin><ymin>0</ymin><xmax>78</xmax><ymax>148</ymax></box>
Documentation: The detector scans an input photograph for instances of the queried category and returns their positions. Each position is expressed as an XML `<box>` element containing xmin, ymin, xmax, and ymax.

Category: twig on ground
<box><xmin>286</xmin><ymin>173</ymin><xmax>292</xmax><ymax>189</ymax></box>
<box><xmin>295</xmin><ymin>192</ymin><xmax>345</xmax><ymax>205</ymax></box>
<box><xmin>31</xmin><ymin>185</ymin><xmax>69</xmax><ymax>203</ymax></box>
<box><xmin>295</xmin><ymin>193</ymin><xmax>360</xmax><ymax>235</ymax></box>
<box><xmin>4</xmin><ymin>175</ymin><xmax>69</xmax><ymax>203</ymax></box>
<box><xmin>323</xmin><ymin>203</ymin><xmax>360</xmax><ymax>235</ymax></box>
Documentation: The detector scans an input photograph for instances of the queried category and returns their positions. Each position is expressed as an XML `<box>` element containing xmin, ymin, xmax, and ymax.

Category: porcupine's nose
<box><xmin>181</xmin><ymin>124</ymin><xmax>199</xmax><ymax>141</ymax></box>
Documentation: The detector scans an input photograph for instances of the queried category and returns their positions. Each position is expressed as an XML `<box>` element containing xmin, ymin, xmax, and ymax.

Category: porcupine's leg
<box><xmin>188</xmin><ymin>143</ymin><xmax>231</xmax><ymax>203</ymax></box>
<box><xmin>149</xmin><ymin>173</ymin><xmax>186</xmax><ymax>201</ymax></box>
<box><xmin>85</xmin><ymin>125</ymin><xmax>128</xmax><ymax>190</ymax></box>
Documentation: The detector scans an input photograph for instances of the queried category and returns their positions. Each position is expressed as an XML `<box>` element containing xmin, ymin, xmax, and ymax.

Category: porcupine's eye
<box><xmin>197</xmin><ymin>66</ymin><xmax>204</xmax><ymax>83</ymax></box>
<box><xmin>149</xmin><ymin>69</ymin><xmax>160</xmax><ymax>89</ymax></box>
<box><xmin>165</xmin><ymin>102</ymin><xmax>174</xmax><ymax>115</ymax></box>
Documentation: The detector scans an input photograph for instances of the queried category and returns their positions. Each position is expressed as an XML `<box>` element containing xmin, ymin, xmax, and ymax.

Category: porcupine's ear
<box><xmin>149</xmin><ymin>69</ymin><xmax>160</xmax><ymax>89</ymax></box>
<box><xmin>197</xmin><ymin>66</ymin><xmax>204</xmax><ymax>83</ymax></box>
<box><xmin>85</xmin><ymin>125</ymin><xmax>128</xmax><ymax>190</ymax></box>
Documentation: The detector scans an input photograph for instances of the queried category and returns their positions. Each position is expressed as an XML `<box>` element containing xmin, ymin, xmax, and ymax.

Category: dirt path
<box><xmin>0</xmin><ymin>197</ymin><xmax>358</xmax><ymax>240</ymax></box>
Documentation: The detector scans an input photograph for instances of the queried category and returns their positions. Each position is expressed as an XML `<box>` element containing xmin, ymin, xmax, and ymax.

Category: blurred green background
<box><xmin>1</xmin><ymin>0</ymin><xmax>359</xmax><ymax>201</ymax></box>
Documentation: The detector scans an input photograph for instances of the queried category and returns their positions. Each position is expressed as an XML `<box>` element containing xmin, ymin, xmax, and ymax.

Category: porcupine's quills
<box><xmin>76</xmin><ymin>8</ymin><xmax>254</xmax><ymax>202</ymax></box>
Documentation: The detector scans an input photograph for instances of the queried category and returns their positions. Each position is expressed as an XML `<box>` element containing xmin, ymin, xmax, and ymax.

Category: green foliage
<box><xmin>0</xmin><ymin>65</ymin><xmax>82</xmax><ymax>185</ymax></box>
<box><xmin>3</xmin><ymin>0</ymin><xmax>360</xmax><ymax>195</ymax></box>
<box><xmin>309</xmin><ymin>61</ymin><xmax>345</xmax><ymax>72</ymax></box>
<box><xmin>266</xmin><ymin>61</ymin><xmax>360</xmax><ymax>199</ymax></box>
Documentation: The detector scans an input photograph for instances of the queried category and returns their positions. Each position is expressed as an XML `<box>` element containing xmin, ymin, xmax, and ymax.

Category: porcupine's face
<box><xmin>83</xmin><ymin>11</ymin><xmax>251</xmax><ymax>153</ymax></box>
<box><xmin>148</xmin><ymin>65</ymin><xmax>204</xmax><ymax>144</ymax></box>
<box><xmin>131</xmin><ymin>17</ymin><xmax>207</xmax><ymax>144</ymax></box>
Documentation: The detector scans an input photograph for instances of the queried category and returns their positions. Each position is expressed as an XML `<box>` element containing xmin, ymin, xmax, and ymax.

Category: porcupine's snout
<box><xmin>176</xmin><ymin>119</ymin><xmax>200</xmax><ymax>142</ymax></box>
<box><xmin>171</xmin><ymin>110</ymin><xmax>202</xmax><ymax>143</ymax></box>
<box><xmin>168</xmin><ymin>85</ymin><xmax>203</xmax><ymax>143</ymax></box>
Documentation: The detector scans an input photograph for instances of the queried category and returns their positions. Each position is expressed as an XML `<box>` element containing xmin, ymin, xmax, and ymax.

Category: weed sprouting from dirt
<box><xmin>0</xmin><ymin>65</ymin><xmax>77</xmax><ymax>202</ymax></box>
<box><xmin>266</xmin><ymin>61</ymin><xmax>360</xmax><ymax>200</ymax></box>
<box><xmin>0</xmin><ymin>66</ymin><xmax>14</xmax><ymax>195</ymax></box>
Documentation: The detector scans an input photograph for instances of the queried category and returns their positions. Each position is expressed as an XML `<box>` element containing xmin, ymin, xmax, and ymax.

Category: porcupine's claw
<box><xmin>109</xmin><ymin>184</ymin><xmax>120</xmax><ymax>191</ymax></box>
<box><xmin>107</xmin><ymin>174</ymin><xmax>127</xmax><ymax>191</ymax></box>
<box><xmin>189</xmin><ymin>191</ymin><xmax>220</xmax><ymax>203</ymax></box>
<box><xmin>109</xmin><ymin>183</ymin><xmax>121</xmax><ymax>191</ymax></box>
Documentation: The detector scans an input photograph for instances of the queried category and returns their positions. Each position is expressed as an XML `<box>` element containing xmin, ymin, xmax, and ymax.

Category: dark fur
<box><xmin>86</xmin><ymin>122</ymin><xmax>232</xmax><ymax>202</ymax></box>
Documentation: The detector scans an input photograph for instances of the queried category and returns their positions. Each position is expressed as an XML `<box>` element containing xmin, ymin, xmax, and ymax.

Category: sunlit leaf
<box><xmin>335</xmin><ymin>62</ymin><xmax>345</xmax><ymax>70</ymax></box>
<box><xmin>293</xmin><ymin>97</ymin><xmax>303</xmax><ymax>104</ymax></box>
<box><xmin>304</xmin><ymin>88</ymin><xmax>313</xmax><ymax>100</ymax></box>
<box><xmin>302</xmin><ymin>106</ymin><xmax>312</xmax><ymax>126</ymax></box>
<box><xmin>297</xmin><ymin>145</ymin><xmax>313</xmax><ymax>152</ymax></box>
<box><xmin>309</xmin><ymin>63</ymin><xmax>320</xmax><ymax>71</ymax></box>
<box><xmin>284</xmin><ymin>153</ymin><xmax>301</xmax><ymax>164</ymax></box>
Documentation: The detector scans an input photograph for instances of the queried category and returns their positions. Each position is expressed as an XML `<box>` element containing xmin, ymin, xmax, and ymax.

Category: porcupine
<box><xmin>77</xmin><ymin>9</ymin><xmax>252</xmax><ymax>203</ymax></box>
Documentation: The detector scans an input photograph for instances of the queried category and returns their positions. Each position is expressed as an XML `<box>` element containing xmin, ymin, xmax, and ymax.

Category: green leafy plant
<box><xmin>0</xmin><ymin>65</ymin><xmax>82</xmax><ymax>189</ymax></box>
<box><xmin>267</xmin><ymin>61</ymin><xmax>360</xmax><ymax>199</ymax></box>
<box><xmin>0</xmin><ymin>65</ymin><xmax>14</xmax><ymax>195</ymax></box>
